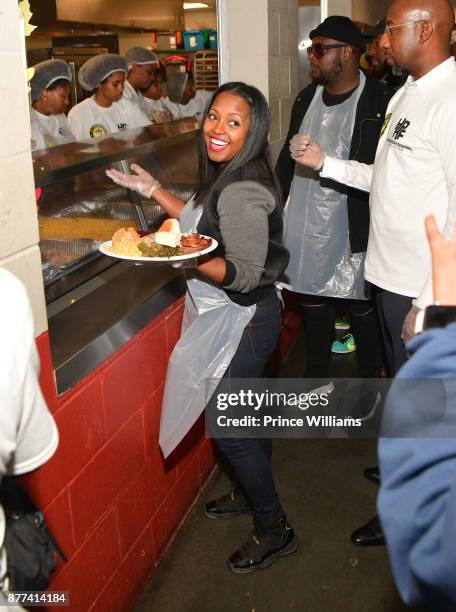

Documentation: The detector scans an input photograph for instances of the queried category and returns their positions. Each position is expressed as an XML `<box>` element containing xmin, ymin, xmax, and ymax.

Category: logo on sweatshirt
<box><xmin>393</xmin><ymin>118</ymin><xmax>410</xmax><ymax>140</ymax></box>
<box><xmin>90</xmin><ymin>124</ymin><xmax>108</xmax><ymax>138</ymax></box>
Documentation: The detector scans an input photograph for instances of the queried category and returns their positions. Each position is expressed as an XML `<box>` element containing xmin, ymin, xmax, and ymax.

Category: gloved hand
<box><xmin>152</xmin><ymin>110</ymin><xmax>174</xmax><ymax>124</ymax></box>
<box><xmin>289</xmin><ymin>134</ymin><xmax>325</xmax><ymax>171</ymax></box>
<box><xmin>106</xmin><ymin>163</ymin><xmax>161</xmax><ymax>198</ymax></box>
<box><xmin>401</xmin><ymin>305</ymin><xmax>423</xmax><ymax>343</ymax></box>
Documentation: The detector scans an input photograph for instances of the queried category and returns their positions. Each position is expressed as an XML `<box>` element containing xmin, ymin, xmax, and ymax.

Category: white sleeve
<box><xmin>124</xmin><ymin>100</ymin><xmax>151</xmax><ymax>129</ymax></box>
<box><xmin>320</xmin><ymin>155</ymin><xmax>374</xmax><ymax>193</ymax></box>
<box><xmin>0</xmin><ymin>271</ymin><xmax>58</xmax><ymax>479</ymax></box>
<box><xmin>415</xmin><ymin>101</ymin><xmax>456</xmax><ymax>311</ymax></box>
<box><xmin>67</xmin><ymin>107</ymin><xmax>86</xmax><ymax>141</ymax></box>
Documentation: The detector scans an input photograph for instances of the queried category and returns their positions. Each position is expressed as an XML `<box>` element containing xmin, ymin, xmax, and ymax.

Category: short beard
<box><xmin>313</xmin><ymin>56</ymin><xmax>343</xmax><ymax>86</ymax></box>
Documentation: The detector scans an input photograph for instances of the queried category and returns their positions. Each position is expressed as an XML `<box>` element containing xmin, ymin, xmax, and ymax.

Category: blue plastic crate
<box><xmin>183</xmin><ymin>30</ymin><xmax>205</xmax><ymax>51</ymax></box>
<box><xmin>208</xmin><ymin>29</ymin><xmax>217</xmax><ymax>49</ymax></box>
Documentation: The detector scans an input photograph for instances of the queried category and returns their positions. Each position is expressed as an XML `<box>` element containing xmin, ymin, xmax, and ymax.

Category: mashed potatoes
<box><xmin>110</xmin><ymin>227</ymin><xmax>141</xmax><ymax>256</ymax></box>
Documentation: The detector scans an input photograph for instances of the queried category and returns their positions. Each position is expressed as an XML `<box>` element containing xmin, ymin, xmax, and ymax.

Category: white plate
<box><xmin>98</xmin><ymin>234</ymin><xmax>218</xmax><ymax>263</ymax></box>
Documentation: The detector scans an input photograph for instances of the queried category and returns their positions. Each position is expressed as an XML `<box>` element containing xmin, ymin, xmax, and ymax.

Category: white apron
<box><xmin>283</xmin><ymin>71</ymin><xmax>368</xmax><ymax>299</ymax></box>
<box><xmin>159</xmin><ymin>199</ymin><xmax>257</xmax><ymax>458</ymax></box>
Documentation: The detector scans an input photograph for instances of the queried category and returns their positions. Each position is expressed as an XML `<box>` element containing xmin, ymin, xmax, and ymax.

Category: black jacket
<box><xmin>275</xmin><ymin>75</ymin><xmax>392</xmax><ymax>253</ymax></box>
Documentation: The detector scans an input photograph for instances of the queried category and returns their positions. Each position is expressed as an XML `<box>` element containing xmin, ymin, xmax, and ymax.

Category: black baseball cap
<box><xmin>362</xmin><ymin>19</ymin><xmax>386</xmax><ymax>38</ymax></box>
<box><xmin>309</xmin><ymin>16</ymin><xmax>366</xmax><ymax>50</ymax></box>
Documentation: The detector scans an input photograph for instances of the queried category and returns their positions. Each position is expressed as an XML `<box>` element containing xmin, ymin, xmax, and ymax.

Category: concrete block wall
<box><xmin>223</xmin><ymin>0</ymin><xmax>270</xmax><ymax>94</ymax></box>
<box><xmin>0</xmin><ymin>0</ymin><xmax>47</xmax><ymax>336</ymax></box>
<box><xmin>268</xmin><ymin>0</ymin><xmax>299</xmax><ymax>162</ymax></box>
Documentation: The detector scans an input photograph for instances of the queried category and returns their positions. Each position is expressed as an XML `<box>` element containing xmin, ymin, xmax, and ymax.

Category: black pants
<box><xmin>211</xmin><ymin>290</ymin><xmax>284</xmax><ymax>533</ymax></box>
<box><xmin>375</xmin><ymin>287</ymin><xmax>413</xmax><ymax>376</ymax></box>
<box><xmin>298</xmin><ymin>293</ymin><xmax>383</xmax><ymax>378</ymax></box>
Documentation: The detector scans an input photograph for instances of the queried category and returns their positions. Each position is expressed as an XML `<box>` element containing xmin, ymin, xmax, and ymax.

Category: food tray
<box><xmin>40</xmin><ymin>238</ymin><xmax>102</xmax><ymax>270</ymax></box>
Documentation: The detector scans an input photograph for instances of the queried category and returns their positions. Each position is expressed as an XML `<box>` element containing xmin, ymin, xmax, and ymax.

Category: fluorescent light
<box><xmin>183</xmin><ymin>3</ymin><xmax>209</xmax><ymax>9</ymax></box>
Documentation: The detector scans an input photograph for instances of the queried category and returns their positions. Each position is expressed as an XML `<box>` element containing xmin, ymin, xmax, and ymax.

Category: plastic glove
<box><xmin>152</xmin><ymin>110</ymin><xmax>174</xmax><ymax>124</ymax></box>
<box><xmin>401</xmin><ymin>305</ymin><xmax>423</xmax><ymax>343</ymax></box>
<box><xmin>105</xmin><ymin>163</ymin><xmax>161</xmax><ymax>198</ymax></box>
<box><xmin>289</xmin><ymin>133</ymin><xmax>325</xmax><ymax>171</ymax></box>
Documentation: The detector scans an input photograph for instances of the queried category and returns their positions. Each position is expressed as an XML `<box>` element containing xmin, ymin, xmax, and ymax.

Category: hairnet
<box><xmin>124</xmin><ymin>47</ymin><xmax>159</xmax><ymax>66</ymax></box>
<box><xmin>30</xmin><ymin>59</ymin><xmax>71</xmax><ymax>101</ymax></box>
<box><xmin>167</xmin><ymin>72</ymin><xmax>188</xmax><ymax>103</ymax></box>
<box><xmin>78</xmin><ymin>54</ymin><xmax>128</xmax><ymax>91</ymax></box>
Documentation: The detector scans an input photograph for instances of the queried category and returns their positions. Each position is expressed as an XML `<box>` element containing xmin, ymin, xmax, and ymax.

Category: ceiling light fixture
<box><xmin>183</xmin><ymin>3</ymin><xmax>209</xmax><ymax>9</ymax></box>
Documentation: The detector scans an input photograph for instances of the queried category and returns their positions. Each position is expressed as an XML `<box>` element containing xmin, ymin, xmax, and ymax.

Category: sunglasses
<box><xmin>307</xmin><ymin>43</ymin><xmax>347</xmax><ymax>59</ymax></box>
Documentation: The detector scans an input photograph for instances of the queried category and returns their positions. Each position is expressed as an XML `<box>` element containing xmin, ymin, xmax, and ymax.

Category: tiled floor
<box><xmin>135</xmin><ymin>328</ymin><xmax>408</xmax><ymax>612</ymax></box>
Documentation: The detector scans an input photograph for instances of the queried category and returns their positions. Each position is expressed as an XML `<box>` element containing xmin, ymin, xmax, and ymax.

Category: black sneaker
<box><xmin>227</xmin><ymin>520</ymin><xmax>297</xmax><ymax>574</ymax></box>
<box><xmin>204</xmin><ymin>488</ymin><xmax>252</xmax><ymax>520</ymax></box>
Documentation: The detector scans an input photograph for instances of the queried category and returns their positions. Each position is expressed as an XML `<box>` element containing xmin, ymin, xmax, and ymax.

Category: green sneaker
<box><xmin>334</xmin><ymin>316</ymin><xmax>350</xmax><ymax>331</ymax></box>
<box><xmin>331</xmin><ymin>333</ymin><xmax>356</xmax><ymax>354</ymax></box>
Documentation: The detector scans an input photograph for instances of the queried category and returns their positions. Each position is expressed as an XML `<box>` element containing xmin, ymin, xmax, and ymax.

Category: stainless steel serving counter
<box><xmin>33</xmin><ymin>118</ymin><xmax>200</xmax><ymax>186</ymax></box>
<box><xmin>50</xmin><ymin>263</ymin><xmax>186</xmax><ymax>395</ymax></box>
<box><xmin>35</xmin><ymin>119</ymin><xmax>199</xmax><ymax>394</ymax></box>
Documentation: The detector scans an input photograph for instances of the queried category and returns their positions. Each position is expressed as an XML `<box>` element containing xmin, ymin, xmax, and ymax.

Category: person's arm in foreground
<box><xmin>0</xmin><ymin>270</ymin><xmax>58</xmax><ymax>479</ymax></box>
<box><xmin>378</xmin><ymin>215</ymin><xmax>456</xmax><ymax>610</ymax></box>
<box><xmin>290</xmin><ymin>133</ymin><xmax>374</xmax><ymax>193</ymax></box>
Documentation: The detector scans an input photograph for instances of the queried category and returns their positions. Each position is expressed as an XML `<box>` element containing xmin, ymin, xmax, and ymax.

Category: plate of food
<box><xmin>98</xmin><ymin>219</ymin><xmax>217</xmax><ymax>262</ymax></box>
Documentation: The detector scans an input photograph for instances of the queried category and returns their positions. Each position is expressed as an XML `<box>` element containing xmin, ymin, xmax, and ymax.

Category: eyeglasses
<box><xmin>385</xmin><ymin>20</ymin><xmax>428</xmax><ymax>35</ymax></box>
<box><xmin>306</xmin><ymin>43</ymin><xmax>346</xmax><ymax>59</ymax></box>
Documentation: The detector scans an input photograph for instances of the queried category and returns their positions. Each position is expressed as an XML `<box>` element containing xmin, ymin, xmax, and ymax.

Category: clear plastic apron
<box><xmin>283</xmin><ymin>71</ymin><xmax>368</xmax><ymax>300</ymax></box>
<box><xmin>159</xmin><ymin>199</ymin><xmax>257</xmax><ymax>458</ymax></box>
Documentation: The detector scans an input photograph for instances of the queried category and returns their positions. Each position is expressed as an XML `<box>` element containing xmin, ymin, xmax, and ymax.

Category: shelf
<box><xmin>154</xmin><ymin>48</ymin><xmax>217</xmax><ymax>53</ymax></box>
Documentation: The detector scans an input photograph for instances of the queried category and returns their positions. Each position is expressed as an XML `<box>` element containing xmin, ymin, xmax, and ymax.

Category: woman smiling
<box><xmin>106</xmin><ymin>82</ymin><xmax>295</xmax><ymax>573</ymax></box>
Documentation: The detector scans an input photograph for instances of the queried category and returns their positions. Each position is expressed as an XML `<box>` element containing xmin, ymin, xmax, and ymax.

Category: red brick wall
<box><xmin>21</xmin><ymin>294</ymin><xmax>301</xmax><ymax>611</ymax></box>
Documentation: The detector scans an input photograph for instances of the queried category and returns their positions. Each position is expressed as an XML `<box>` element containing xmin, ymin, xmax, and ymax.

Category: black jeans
<box><xmin>298</xmin><ymin>293</ymin><xmax>383</xmax><ymax>378</ymax></box>
<box><xmin>375</xmin><ymin>287</ymin><xmax>413</xmax><ymax>376</ymax></box>
<box><xmin>211</xmin><ymin>289</ymin><xmax>284</xmax><ymax>533</ymax></box>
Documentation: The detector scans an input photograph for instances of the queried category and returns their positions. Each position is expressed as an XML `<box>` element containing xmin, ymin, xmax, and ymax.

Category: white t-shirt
<box><xmin>0</xmin><ymin>268</ymin><xmax>58</xmax><ymax>480</ymax></box>
<box><xmin>321</xmin><ymin>57</ymin><xmax>456</xmax><ymax>308</ymax></box>
<box><xmin>30</xmin><ymin>108</ymin><xmax>75</xmax><ymax>151</ymax></box>
<box><xmin>67</xmin><ymin>95</ymin><xmax>150</xmax><ymax>141</ymax></box>
<box><xmin>163</xmin><ymin>90</ymin><xmax>212</xmax><ymax>122</ymax></box>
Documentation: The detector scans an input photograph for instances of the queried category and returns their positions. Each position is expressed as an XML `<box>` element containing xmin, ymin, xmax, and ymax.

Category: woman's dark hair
<box><xmin>45</xmin><ymin>78</ymin><xmax>71</xmax><ymax>92</ymax></box>
<box><xmin>195</xmin><ymin>82</ymin><xmax>282</xmax><ymax>206</ymax></box>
